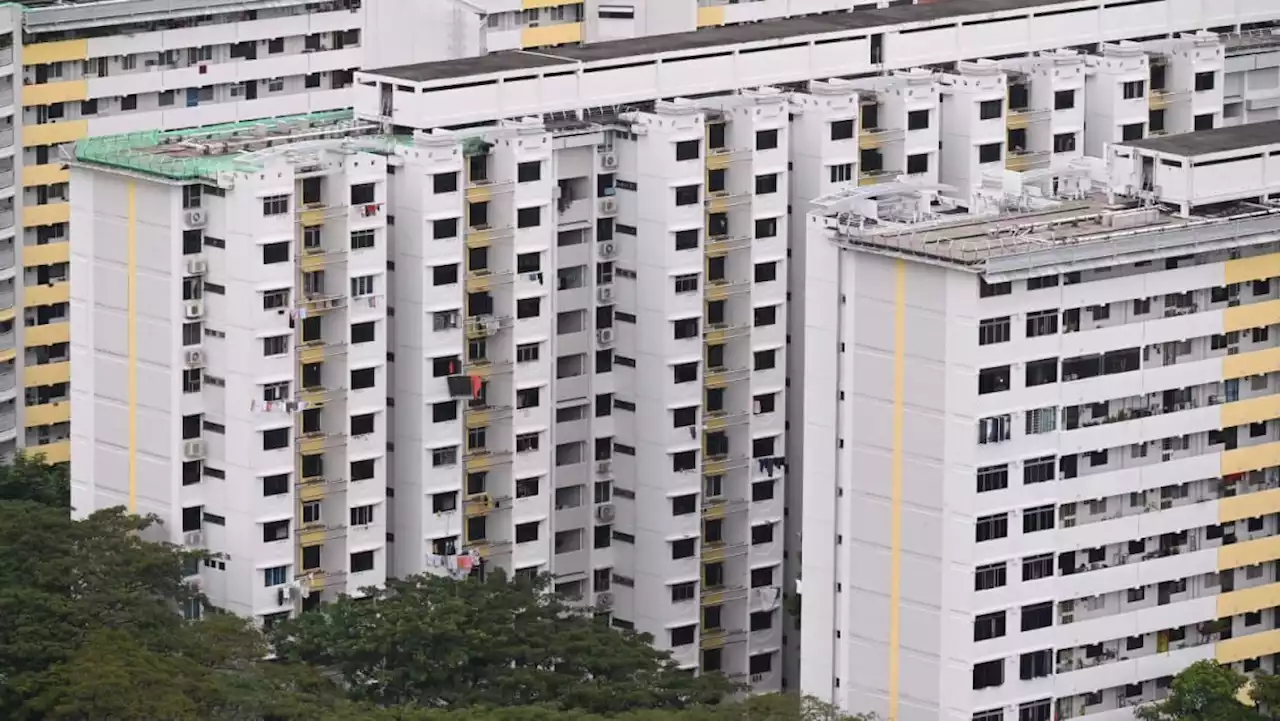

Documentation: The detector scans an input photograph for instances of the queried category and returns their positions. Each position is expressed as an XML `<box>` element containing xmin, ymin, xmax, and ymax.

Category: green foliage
<box><xmin>1138</xmin><ymin>660</ymin><xmax>1267</xmax><ymax>721</ymax></box>
<box><xmin>271</xmin><ymin>572</ymin><xmax>737</xmax><ymax>713</ymax></box>
<box><xmin>0</xmin><ymin>456</ymin><xmax>872</xmax><ymax>721</ymax></box>
<box><xmin>0</xmin><ymin>451</ymin><xmax>69</xmax><ymax>507</ymax></box>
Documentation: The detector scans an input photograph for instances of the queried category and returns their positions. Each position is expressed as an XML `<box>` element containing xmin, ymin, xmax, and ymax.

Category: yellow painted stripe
<box><xmin>22</xmin><ymin>202</ymin><xmax>70</xmax><ymax>228</ymax></box>
<box><xmin>1217</xmin><ymin>581</ymin><xmax>1280</xmax><ymax>617</ymax></box>
<box><xmin>22</xmin><ymin>120</ymin><xmax>88</xmax><ymax>148</ymax></box>
<box><xmin>697</xmin><ymin>5</ymin><xmax>725</xmax><ymax>27</ymax></box>
<box><xmin>22</xmin><ymin>242</ymin><xmax>69</xmax><ymax>267</ymax></box>
<box><xmin>1220</xmin><ymin>535</ymin><xmax>1280</xmax><ymax>571</ymax></box>
<box><xmin>1220</xmin><ymin>485</ymin><xmax>1280</xmax><ymax>524</ymax></box>
<box><xmin>1224</xmin><ymin>299</ymin><xmax>1280</xmax><ymax>334</ymax></box>
<box><xmin>1218</xmin><ymin>629</ymin><xmax>1280</xmax><ymax>664</ymax></box>
<box><xmin>888</xmin><ymin>259</ymin><xmax>905</xmax><ymax>721</ymax></box>
<box><xmin>31</xmin><ymin>439</ymin><xmax>69</xmax><ymax>464</ymax></box>
<box><xmin>21</xmin><ymin>79</ymin><xmax>88</xmax><ymax>107</ymax></box>
<box><xmin>1222</xmin><ymin>395</ymin><xmax>1280</xmax><ymax>429</ymax></box>
<box><xmin>22</xmin><ymin>163</ymin><xmax>70</xmax><ymax>187</ymax></box>
<box><xmin>520</xmin><ymin>22</ymin><xmax>582</xmax><ymax>48</ymax></box>
<box><xmin>1225</xmin><ymin>347</ymin><xmax>1280</xmax><ymax>380</ymax></box>
<box><xmin>23</xmin><ymin>40</ymin><xmax>89</xmax><ymax>65</ymax></box>
<box><xmin>25</xmin><ymin>401</ymin><xmax>70</xmax><ymax>426</ymax></box>
<box><xmin>521</xmin><ymin>0</ymin><xmax>582</xmax><ymax>8</ymax></box>
<box><xmin>1225</xmin><ymin>253</ymin><xmax>1280</xmax><ymax>285</ymax></box>
<box><xmin>23</xmin><ymin>282</ymin><xmax>69</xmax><ymax>307</ymax></box>
<box><xmin>23</xmin><ymin>360</ymin><xmax>69</xmax><ymax>387</ymax></box>
<box><xmin>0</xmin><ymin>308</ymin><xmax>14</xmax><ymax>324</ymax></box>
<box><xmin>0</xmin><ymin>348</ymin><xmax>13</xmax><ymax>364</ymax></box>
<box><xmin>1221</xmin><ymin>441</ymin><xmax>1280</xmax><ymax>480</ymax></box>
<box><xmin>24</xmin><ymin>322</ymin><xmax>69</xmax><ymax>347</ymax></box>
<box><xmin>127</xmin><ymin>182</ymin><xmax>137</xmax><ymax>512</ymax></box>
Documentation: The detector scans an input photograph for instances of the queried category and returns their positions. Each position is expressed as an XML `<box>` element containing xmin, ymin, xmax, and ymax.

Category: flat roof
<box><xmin>1116</xmin><ymin>120</ymin><xmax>1280</xmax><ymax>157</ymax></box>
<box><xmin>367</xmin><ymin>0</ymin><xmax>1080</xmax><ymax>84</ymax></box>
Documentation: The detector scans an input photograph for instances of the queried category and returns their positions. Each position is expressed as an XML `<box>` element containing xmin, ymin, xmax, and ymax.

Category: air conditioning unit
<box><xmin>600</xmin><ymin>152</ymin><xmax>618</xmax><ymax>170</ymax></box>
<box><xmin>595</xmin><ymin>503</ymin><xmax>616</xmax><ymax>523</ymax></box>
<box><xmin>183</xmin><ymin>530</ymin><xmax>204</xmax><ymax>546</ymax></box>
<box><xmin>599</xmin><ymin>197</ymin><xmax>618</xmax><ymax>215</ymax></box>
<box><xmin>597</xmin><ymin>285</ymin><xmax>614</xmax><ymax>303</ymax></box>
<box><xmin>186</xmin><ymin>256</ymin><xmax>208</xmax><ymax>275</ymax></box>
<box><xmin>184</xmin><ymin>300</ymin><xmax>204</xmax><ymax>319</ymax></box>
<box><xmin>183</xmin><ymin>209</ymin><xmax>207</xmax><ymax>228</ymax></box>
<box><xmin>596</xmin><ymin>460</ymin><xmax>612</xmax><ymax>475</ymax></box>
<box><xmin>595</xmin><ymin>591</ymin><xmax>615</xmax><ymax>610</ymax></box>
<box><xmin>597</xmin><ymin>328</ymin><xmax>615</xmax><ymax>345</ymax></box>
<box><xmin>183</xmin><ymin>440</ymin><xmax>207</xmax><ymax>460</ymax></box>
<box><xmin>184</xmin><ymin>348</ymin><xmax>205</xmax><ymax>368</ymax></box>
<box><xmin>598</xmin><ymin>241</ymin><xmax>617</xmax><ymax>259</ymax></box>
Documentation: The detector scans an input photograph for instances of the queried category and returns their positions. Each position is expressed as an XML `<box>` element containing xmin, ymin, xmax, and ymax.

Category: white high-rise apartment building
<box><xmin>65</xmin><ymin>0</ymin><xmax>1280</xmax><ymax>702</ymax></box>
<box><xmin>796</xmin><ymin>123</ymin><xmax>1280</xmax><ymax>721</ymax></box>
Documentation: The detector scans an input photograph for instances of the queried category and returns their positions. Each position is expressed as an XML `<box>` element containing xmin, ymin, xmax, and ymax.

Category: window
<box><xmin>350</xmin><ymin>504</ymin><xmax>374</xmax><ymax>526</ymax></box>
<box><xmin>1025</xmin><ymin>358</ymin><xmax>1058</xmax><ymax>387</ymax></box>
<box><xmin>351</xmin><ymin>413</ymin><xmax>376</xmax><ymax>436</ymax></box>
<box><xmin>754</xmin><ymin>349</ymin><xmax>776</xmax><ymax>370</ymax></box>
<box><xmin>1122</xmin><ymin>80</ymin><xmax>1145</xmax><ymax>100</ymax></box>
<box><xmin>751</xmin><ymin>523</ymin><xmax>774</xmax><ymax>545</ymax></box>
<box><xmin>754</xmin><ymin>305</ymin><xmax>777</xmax><ymax>327</ymax></box>
<box><xmin>263</xmin><ymin>519</ymin><xmax>290</xmax><ymax>542</ymax></box>
<box><xmin>978</xmin><ymin>366</ymin><xmax>1010</xmax><ymax>394</ymax></box>
<box><xmin>516</xmin><ymin>521</ymin><xmax>540</xmax><ymax>543</ymax></box>
<box><xmin>517</xmin><ymin>297</ymin><xmax>541</xmax><ymax>319</ymax></box>
<box><xmin>978</xmin><ymin>317</ymin><xmax>1010</xmax><ymax>345</ymax></box>
<box><xmin>755</xmin><ymin>173</ymin><xmax>778</xmax><ymax>195</ymax></box>
<box><xmin>1054</xmin><ymin>89</ymin><xmax>1075</xmax><ymax>110</ymax></box>
<box><xmin>671</xmin><ymin>581</ymin><xmax>696</xmax><ymax>602</ymax></box>
<box><xmin>976</xmin><ymin>513</ymin><xmax>1007</xmax><ymax>542</ymax></box>
<box><xmin>674</xmin><ymin>274</ymin><xmax>699</xmax><ymax>294</ymax></box>
<box><xmin>675</xmin><ymin>229</ymin><xmax>699</xmax><ymax>251</ymax></box>
<box><xmin>432</xmin><ymin>401</ymin><xmax>458</xmax><ymax>423</ymax></box>
<box><xmin>829</xmin><ymin>163</ymin><xmax>853</xmax><ymax>183</ymax></box>
<box><xmin>978</xmin><ymin>143</ymin><xmax>1002</xmax><ymax>164</ymax></box>
<box><xmin>516</xmin><ymin>386</ymin><xmax>540</xmax><ymax>409</ymax></box>
<box><xmin>672</xmin><ymin>538</ymin><xmax>696</xmax><ymax>559</ymax></box>
<box><xmin>517</xmin><ymin>206</ymin><xmax>542</xmax><ymax>228</ymax></box>
<box><xmin>262</xmin><ymin>195</ymin><xmax>289</xmax><ymax>215</ymax></box>
<box><xmin>433</xmin><ymin>218</ymin><xmax>458</xmax><ymax>239</ymax></box>
<box><xmin>351</xmin><ymin>275</ymin><xmax>375</xmax><ymax>297</ymax></box>
<box><xmin>675</xmin><ymin>139</ymin><xmax>700</xmax><ymax>161</ymax></box>
<box><xmin>1022</xmin><ymin>505</ymin><xmax>1054</xmax><ymax>533</ymax></box>
<box><xmin>1194</xmin><ymin>113</ymin><xmax>1214</xmax><ymax>131</ymax></box>
<box><xmin>1020</xmin><ymin>602</ymin><xmax>1052</xmax><ymax>631</ymax></box>
<box><xmin>263</xmin><ymin>474</ymin><xmax>289</xmax><ymax>496</ymax></box>
<box><xmin>1020</xmin><ymin>650</ymin><xmax>1051</xmax><ymax>680</ymax></box>
<box><xmin>978</xmin><ymin>415</ymin><xmax>1010</xmax><ymax>445</ymax></box>
<box><xmin>1026</xmin><ymin>310</ymin><xmax>1058</xmax><ymax>337</ymax></box>
<box><xmin>351</xmin><ymin>322</ymin><xmax>376</xmax><ymax>344</ymax></box>
<box><xmin>351</xmin><ymin>550</ymin><xmax>375</xmax><ymax>573</ymax></box>
<box><xmin>831</xmin><ymin>118</ymin><xmax>854</xmax><ymax>140</ymax></box>
<box><xmin>975</xmin><ymin>562</ymin><xmax>1006</xmax><ymax>591</ymax></box>
<box><xmin>756</xmin><ymin>129</ymin><xmax>778</xmax><ymax>150</ymax></box>
<box><xmin>674</xmin><ymin>185</ymin><xmax>700</xmax><ymax>206</ymax></box>
<box><xmin>262</xmin><ymin>241</ymin><xmax>289</xmax><ymax>264</ymax></box>
<box><xmin>1053</xmin><ymin>132</ymin><xmax>1077</xmax><ymax>154</ymax></box>
<box><xmin>906</xmin><ymin>153</ymin><xmax>929</xmax><ymax>175</ymax></box>
<box><xmin>977</xmin><ymin>465</ymin><xmax>1008</xmax><ymax>493</ymax></box>
<box><xmin>1023</xmin><ymin>455</ymin><xmax>1055</xmax><ymax>484</ymax></box>
<box><xmin>670</xmin><ymin>624</ymin><xmax>697</xmax><ymax>647</ymax></box>
<box><xmin>980</xmin><ymin>279</ymin><xmax>1011</xmax><ymax>297</ymax></box>
<box><xmin>517</xmin><ymin>161</ymin><xmax>541</xmax><ymax>183</ymax></box>
<box><xmin>978</xmin><ymin>100</ymin><xmax>1003</xmax><ymax>120</ymax></box>
<box><xmin>433</xmin><ymin>264</ymin><xmax>458</xmax><ymax>286</ymax></box>
<box><xmin>974</xmin><ymin>611</ymin><xmax>1006</xmax><ymax>641</ymax></box>
<box><xmin>433</xmin><ymin>172</ymin><xmax>458</xmax><ymax>194</ymax></box>
<box><xmin>755</xmin><ymin>217</ymin><xmax>778</xmax><ymax>239</ymax></box>
<box><xmin>673</xmin><ymin>362</ymin><xmax>698</xmax><ymax>384</ymax></box>
<box><xmin>1194</xmin><ymin>71</ymin><xmax>1215</xmax><ymax>92</ymax></box>
<box><xmin>907</xmin><ymin>109</ymin><xmax>930</xmax><ymax>130</ymax></box>
<box><xmin>516</xmin><ymin>433</ymin><xmax>540</xmax><ymax>453</ymax></box>
<box><xmin>263</xmin><ymin>428</ymin><xmax>289</xmax><ymax>450</ymax></box>
<box><xmin>351</xmin><ymin>367</ymin><xmax>376</xmax><ymax>390</ymax></box>
<box><xmin>263</xmin><ymin>566</ymin><xmax>288</xmax><ymax>587</ymax></box>
<box><xmin>973</xmin><ymin>659</ymin><xmax>1003</xmax><ymax>690</ymax></box>
<box><xmin>1022</xmin><ymin>554</ymin><xmax>1053</xmax><ymax>581</ymax></box>
<box><xmin>1121</xmin><ymin>122</ymin><xmax>1144</xmax><ymax>142</ymax></box>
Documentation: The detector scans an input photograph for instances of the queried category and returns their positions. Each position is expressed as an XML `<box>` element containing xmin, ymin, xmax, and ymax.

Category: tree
<box><xmin>0</xmin><ymin>452</ymin><xmax>68</xmax><ymax>507</ymax></box>
<box><xmin>1137</xmin><ymin>660</ymin><xmax>1261</xmax><ymax>721</ymax></box>
<box><xmin>271</xmin><ymin>572</ymin><xmax>738</xmax><ymax>714</ymax></box>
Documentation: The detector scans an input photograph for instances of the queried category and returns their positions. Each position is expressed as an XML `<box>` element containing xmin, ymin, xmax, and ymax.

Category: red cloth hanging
<box><xmin>471</xmin><ymin>375</ymin><xmax>483</xmax><ymax>399</ymax></box>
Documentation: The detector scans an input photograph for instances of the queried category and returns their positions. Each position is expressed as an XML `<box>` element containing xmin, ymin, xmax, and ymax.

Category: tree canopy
<box><xmin>0</xmin><ymin>455</ymin><xmax>874</xmax><ymax>721</ymax></box>
<box><xmin>1138</xmin><ymin>660</ymin><xmax>1280</xmax><ymax>721</ymax></box>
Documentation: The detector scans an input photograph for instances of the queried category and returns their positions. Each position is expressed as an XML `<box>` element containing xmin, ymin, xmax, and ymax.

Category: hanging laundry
<box><xmin>470</xmin><ymin>375</ymin><xmax>483</xmax><ymax>399</ymax></box>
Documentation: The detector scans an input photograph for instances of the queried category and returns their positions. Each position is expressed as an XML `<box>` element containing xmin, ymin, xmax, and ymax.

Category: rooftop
<box><xmin>71</xmin><ymin>110</ymin><xmax>382</xmax><ymax>181</ymax></box>
<box><xmin>1116</xmin><ymin>120</ymin><xmax>1280</xmax><ymax>157</ymax></box>
<box><xmin>812</xmin><ymin>182</ymin><xmax>1280</xmax><ymax>276</ymax></box>
<box><xmin>368</xmin><ymin>0</ymin><xmax>1077</xmax><ymax>84</ymax></box>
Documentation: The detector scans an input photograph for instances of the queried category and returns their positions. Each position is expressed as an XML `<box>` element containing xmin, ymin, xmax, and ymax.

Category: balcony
<box><xmin>705</xmin><ymin>234</ymin><xmax>751</xmax><ymax>257</ymax></box>
<box><xmin>465</xmin><ymin>268</ymin><xmax>513</xmax><ymax>294</ymax></box>
<box><xmin>465</xmin><ymin>403</ymin><xmax>512</xmax><ymax>428</ymax></box>
<box><xmin>704</xmin><ymin>279</ymin><xmax>750</xmax><ymax>301</ymax></box>
<box><xmin>25</xmin><ymin>399</ymin><xmax>69</xmax><ymax>426</ymax></box>
<box><xmin>463</xmin><ymin>538</ymin><xmax>512</xmax><ymax>559</ymax></box>
<box><xmin>0</xmin><ymin>246</ymin><xmax>12</xmax><ymax>271</ymax></box>
<box><xmin>1149</xmin><ymin>88</ymin><xmax>1191</xmax><ymax>109</ymax></box>
<box><xmin>463</xmin><ymin>448</ymin><xmax>512</xmax><ymax>472</ymax></box>
<box><xmin>704</xmin><ymin>365</ymin><xmax>750</xmax><ymax>389</ymax></box>
<box><xmin>704</xmin><ymin>189</ymin><xmax>751</xmax><ymax>214</ymax></box>
<box><xmin>463</xmin><ymin>492</ymin><xmax>496</xmax><ymax>518</ymax></box>
<box><xmin>703</xmin><ymin>322</ymin><xmax>751</xmax><ymax>344</ymax></box>
<box><xmin>0</xmin><ymin>48</ymin><xmax>12</xmax><ymax>70</ymax></box>
<box><xmin>701</xmin><ymin>583</ymin><xmax>748</xmax><ymax>606</ymax></box>
<box><xmin>705</xmin><ymin>147</ymin><xmax>750</xmax><ymax>171</ymax></box>
<box><xmin>702</xmin><ymin>497</ymin><xmax>750</xmax><ymax>520</ymax></box>
<box><xmin>857</xmin><ymin>128</ymin><xmax>905</xmax><ymax>150</ymax></box>
<box><xmin>296</xmin><ymin>293</ymin><xmax>345</xmax><ymax>315</ymax></box>
<box><xmin>0</xmin><ymin>130</ymin><xmax>12</xmax><ymax>152</ymax></box>
<box><xmin>703</xmin><ymin>409</ymin><xmax>749</xmax><ymax>431</ymax></box>
<box><xmin>700</xmin><ymin>627</ymin><xmax>747</xmax><ymax>650</ymax></box>
<box><xmin>0</xmin><ymin>170</ymin><xmax>12</xmax><ymax>191</ymax></box>
<box><xmin>1006</xmin><ymin>107</ymin><xmax>1051</xmax><ymax>129</ymax></box>
<box><xmin>465</xmin><ymin>178</ymin><xmax>514</xmax><ymax>203</ymax></box>
<box><xmin>703</xmin><ymin>453</ymin><xmax>749</xmax><ymax>475</ymax></box>
<box><xmin>1006</xmin><ymin>150</ymin><xmax>1051</xmax><ymax>172</ymax></box>
<box><xmin>464</xmin><ymin>314</ymin><xmax>510</xmax><ymax>340</ymax></box>
<box><xmin>701</xmin><ymin>540</ymin><xmax>748</xmax><ymax>562</ymax></box>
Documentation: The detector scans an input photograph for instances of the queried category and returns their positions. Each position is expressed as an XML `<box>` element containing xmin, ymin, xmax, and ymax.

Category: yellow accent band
<box><xmin>22</xmin><ymin>79</ymin><xmax>89</xmax><ymax>107</ymax></box>
<box><xmin>22</xmin><ymin>164</ymin><xmax>70</xmax><ymax>188</ymax></box>
<box><xmin>25</xmin><ymin>401</ymin><xmax>70</xmax><ymax>426</ymax></box>
<box><xmin>1221</xmin><ymin>441</ymin><xmax>1280</xmax><ymax>480</ymax></box>
<box><xmin>32</xmin><ymin>439</ymin><xmax>70</xmax><ymax>464</ymax></box>
<box><xmin>1225</xmin><ymin>253</ymin><xmax>1280</xmax><ymax>286</ymax></box>
<box><xmin>1220</xmin><ymin>535</ymin><xmax>1280</xmax><ymax>571</ymax></box>
<box><xmin>1225</xmin><ymin>347</ymin><xmax>1280</xmax><ymax>380</ymax></box>
<box><xmin>24</xmin><ymin>282</ymin><xmax>69</xmax><ymax>307</ymax></box>
<box><xmin>521</xmin><ymin>0</ymin><xmax>583</xmax><ymax>9</ymax></box>
<box><xmin>1224</xmin><ymin>299</ymin><xmax>1280</xmax><ymax>334</ymax></box>
<box><xmin>888</xmin><ymin>259</ymin><xmax>905</xmax><ymax>721</ymax></box>
<box><xmin>22</xmin><ymin>121</ymin><xmax>88</xmax><ymax>148</ymax></box>
<box><xmin>1220</xmin><ymin>485</ymin><xmax>1280</xmax><ymax>524</ymax></box>
<box><xmin>23</xmin><ymin>39</ymin><xmax>89</xmax><ymax>65</ymax></box>
<box><xmin>520</xmin><ymin>22</ymin><xmax>582</xmax><ymax>48</ymax></box>
<box><xmin>1218</xmin><ymin>629</ymin><xmax>1280</xmax><ymax>664</ymax></box>
<box><xmin>127</xmin><ymin>182</ymin><xmax>137</xmax><ymax>513</ymax></box>
<box><xmin>23</xmin><ymin>360</ymin><xmax>70</xmax><ymax>387</ymax></box>
<box><xmin>22</xmin><ymin>202</ymin><xmax>70</xmax><ymax>228</ymax></box>
<box><xmin>1217</xmin><ymin>581</ymin><xmax>1280</xmax><ymax>618</ymax></box>
<box><xmin>24</xmin><ymin>322</ymin><xmax>69</xmax><ymax>347</ymax></box>
<box><xmin>0</xmin><ymin>348</ymin><xmax>13</xmax><ymax>363</ymax></box>
<box><xmin>22</xmin><ymin>241</ymin><xmax>69</xmax><ymax>267</ymax></box>
<box><xmin>1222</xmin><ymin>395</ymin><xmax>1280</xmax><ymax>429</ymax></box>
<box><xmin>697</xmin><ymin>6</ymin><xmax>725</xmax><ymax>27</ymax></box>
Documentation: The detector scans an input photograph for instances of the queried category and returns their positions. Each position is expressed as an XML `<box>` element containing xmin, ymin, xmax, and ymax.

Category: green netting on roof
<box><xmin>73</xmin><ymin>110</ymin><xmax>357</xmax><ymax>181</ymax></box>
<box><xmin>461</xmin><ymin>136</ymin><xmax>492</xmax><ymax>156</ymax></box>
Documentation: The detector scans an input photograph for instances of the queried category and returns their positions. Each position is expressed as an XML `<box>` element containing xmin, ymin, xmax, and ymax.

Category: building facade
<box><xmin>796</xmin><ymin>122</ymin><xmax>1280</xmax><ymax>721</ymax></box>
